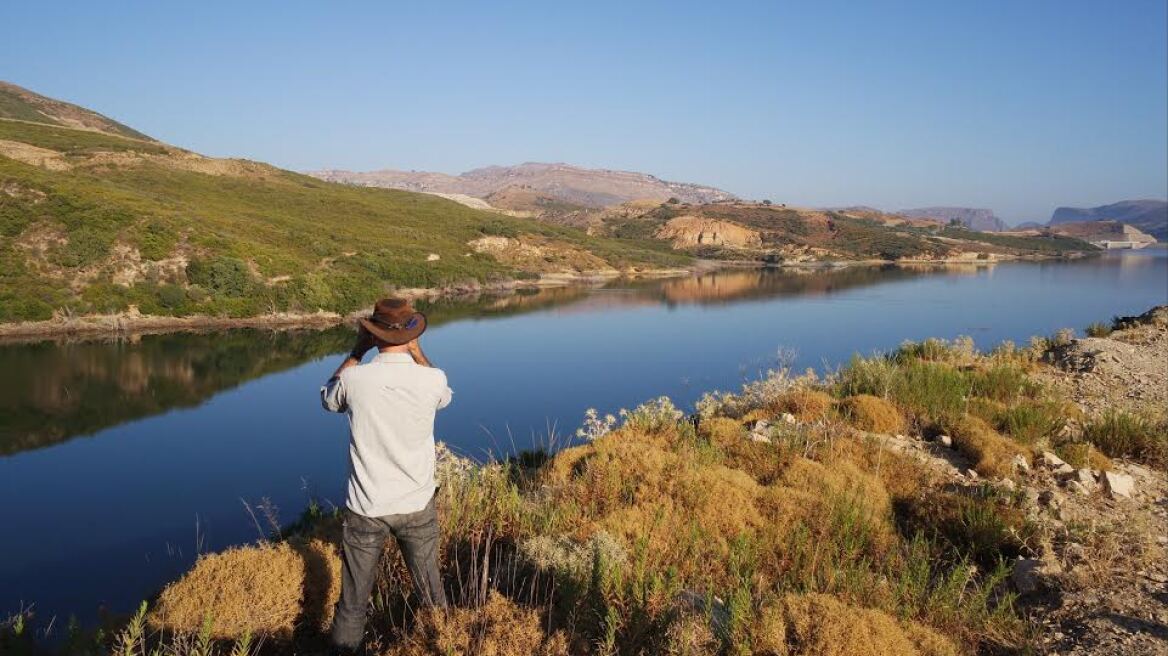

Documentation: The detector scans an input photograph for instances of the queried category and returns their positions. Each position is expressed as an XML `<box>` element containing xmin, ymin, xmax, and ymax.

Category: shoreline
<box><xmin>0</xmin><ymin>252</ymin><xmax>1100</xmax><ymax>343</ymax></box>
<box><xmin>0</xmin><ymin>267</ymin><xmax>695</xmax><ymax>343</ymax></box>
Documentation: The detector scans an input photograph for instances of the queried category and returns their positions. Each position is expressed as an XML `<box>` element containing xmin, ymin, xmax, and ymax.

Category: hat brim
<box><xmin>359</xmin><ymin>311</ymin><xmax>427</xmax><ymax>346</ymax></box>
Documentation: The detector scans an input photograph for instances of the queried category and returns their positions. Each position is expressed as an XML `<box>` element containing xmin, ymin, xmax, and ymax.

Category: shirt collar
<box><xmin>372</xmin><ymin>352</ymin><xmax>415</xmax><ymax>364</ymax></box>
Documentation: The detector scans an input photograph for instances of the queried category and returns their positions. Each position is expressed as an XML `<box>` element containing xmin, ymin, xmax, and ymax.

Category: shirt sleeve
<box><xmin>436</xmin><ymin>370</ymin><xmax>453</xmax><ymax>410</ymax></box>
<box><xmin>321</xmin><ymin>373</ymin><xmax>348</xmax><ymax>413</ymax></box>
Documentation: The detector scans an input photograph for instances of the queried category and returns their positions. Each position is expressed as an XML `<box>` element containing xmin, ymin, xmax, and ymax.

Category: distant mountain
<box><xmin>1049</xmin><ymin>200</ymin><xmax>1166</xmax><ymax>241</ymax></box>
<box><xmin>1013</xmin><ymin>221</ymin><xmax>1045</xmax><ymax>230</ymax></box>
<box><xmin>309</xmin><ymin>162</ymin><xmax>738</xmax><ymax>210</ymax></box>
<box><xmin>0</xmin><ymin>81</ymin><xmax>154</xmax><ymax>141</ymax></box>
<box><xmin>897</xmin><ymin>207</ymin><xmax>1008</xmax><ymax>232</ymax></box>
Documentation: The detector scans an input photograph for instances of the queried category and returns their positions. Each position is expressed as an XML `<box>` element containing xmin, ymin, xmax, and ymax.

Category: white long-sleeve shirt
<box><xmin>321</xmin><ymin>351</ymin><xmax>453</xmax><ymax>516</ymax></box>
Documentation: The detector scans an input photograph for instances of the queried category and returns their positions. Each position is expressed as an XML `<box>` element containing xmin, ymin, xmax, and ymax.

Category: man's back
<box><xmin>321</xmin><ymin>351</ymin><xmax>452</xmax><ymax>516</ymax></box>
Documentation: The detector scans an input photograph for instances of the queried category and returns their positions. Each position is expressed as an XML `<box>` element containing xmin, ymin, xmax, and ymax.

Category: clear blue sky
<box><xmin>2</xmin><ymin>1</ymin><xmax>1165</xmax><ymax>223</ymax></box>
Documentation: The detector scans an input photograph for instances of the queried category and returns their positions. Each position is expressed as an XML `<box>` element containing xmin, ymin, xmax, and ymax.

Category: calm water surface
<box><xmin>2</xmin><ymin>251</ymin><xmax>1166</xmax><ymax>625</ymax></box>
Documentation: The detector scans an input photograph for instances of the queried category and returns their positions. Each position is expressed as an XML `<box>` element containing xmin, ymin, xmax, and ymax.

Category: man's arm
<box><xmin>321</xmin><ymin>325</ymin><xmax>374</xmax><ymax>413</ymax></box>
<box><xmin>407</xmin><ymin>339</ymin><xmax>434</xmax><ymax>367</ymax></box>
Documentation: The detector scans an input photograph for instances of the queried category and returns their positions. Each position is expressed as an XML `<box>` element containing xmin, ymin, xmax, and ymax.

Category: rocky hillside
<box><xmin>308</xmin><ymin>161</ymin><xmax>738</xmax><ymax>211</ymax></box>
<box><xmin>899</xmin><ymin>206</ymin><xmax>1010</xmax><ymax>232</ymax></box>
<box><xmin>0</xmin><ymin>82</ymin><xmax>689</xmax><ymax>329</ymax></box>
<box><xmin>1050</xmin><ymin>200</ymin><xmax>1167</xmax><ymax>241</ymax></box>
<box><xmin>596</xmin><ymin>200</ymin><xmax>1096</xmax><ymax>262</ymax></box>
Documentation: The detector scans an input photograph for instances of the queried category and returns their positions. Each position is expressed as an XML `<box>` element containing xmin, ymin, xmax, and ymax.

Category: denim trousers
<box><xmin>330</xmin><ymin>494</ymin><xmax>448</xmax><ymax>650</ymax></box>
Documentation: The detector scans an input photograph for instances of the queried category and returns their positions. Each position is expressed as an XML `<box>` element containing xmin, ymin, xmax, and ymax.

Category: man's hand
<box><xmin>407</xmin><ymin>338</ymin><xmax>433</xmax><ymax>367</ymax></box>
<box><xmin>329</xmin><ymin>324</ymin><xmax>374</xmax><ymax>382</ymax></box>
<box><xmin>351</xmin><ymin>324</ymin><xmax>375</xmax><ymax>360</ymax></box>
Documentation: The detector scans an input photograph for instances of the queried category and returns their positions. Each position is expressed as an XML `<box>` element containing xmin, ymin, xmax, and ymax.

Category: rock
<box><xmin>997</xmin><ymin>478</ymin><xmax>1016</xmax><ymax>492</ymax></box>
<box><xmin>1012</xmin><ymin>558</ymin><xmax>1043</xmax><ymax>594</ymax></box>
<box><xmin>965</xmin><ymin>468</ymin><xmax>979</xmax><ymax>479</ymax></box>
<box><xmin>938</xmin><ymin>434</ymin><xmax>953</xmax><ymax>447</ymax></box>
<box><xmin>1065</xmin><ymin>542</ymin><xmax>1086</xmax><ymax>564</ymax></box>
<box><xmin>1040</xmin><ymin>451</ymin><xmax>1068</xmax><ymax>469</ymax></box>
<box><xmin>748</xmin><ymin>432</ymin><xmax>772</xmax><ymax>444</ymax></box>
<box><xmin>1039</xmin><ymin>489</ymin><xmax>1063</xmax><ymax>509</ymax></box>
<box><xmin>1103</xmin><ymin>471</ymin><xmax>1135</xmax><ymax>498</ymax></box>
<box><xmin>1072</xmin><ymin>468</ymin><xmax>1097</xmax><ymax>490</ymax></box>
<box><xmin>426</xmin><ymin>253</ymin><xmax>440</xmax><ymax>261</ymax></box>
<box><xmin>1054</xmin><ymin>463</ymin><xmax>1075</xmax><ymax>476</ymax></box>
<box><xmin>1066</xmin><ymin>481</ymin><xmax>1090</xmax><ymax>496</ymax></box>
<box><xmin>1013</xmin><ymin>455</ymin><xmax>1032</xmax><ymax>473</ymax></box>
<box><xmin>780</xmin><ymin>412</ymin><xmax>797</xmax><ymax>425</ymax></box>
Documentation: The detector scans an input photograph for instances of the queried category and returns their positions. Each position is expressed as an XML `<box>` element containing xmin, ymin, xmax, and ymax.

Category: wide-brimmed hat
<box><xmin>358</xmin><ymin>298</ymin><xmax>427</xmax><ymax>345</ymax></box>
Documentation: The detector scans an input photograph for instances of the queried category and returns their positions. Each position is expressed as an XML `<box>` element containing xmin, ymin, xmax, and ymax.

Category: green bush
<box><xmin>995</xmin><ymin>401</ymin><xmax>1065</xmax><ymax>445</ymax></box>
<box><xmin>1084</xmin><ymin>411</ymin><xmax>1167</xmax><ymax>470</ymax></box>
<box><xmin>135</xmin><ymin>221</ymin><xmax>178</xmax><ymax>260</ymax></box>
<box><xmin>157</xmin><ymin>283</ymin><xmax>187</xmax><ymax>310</ymax></box>
<box><xmin>186</xmin><ymin>257</ymin><xmax>255</xmax><ymax>298</ymax></box>
<box><xmin>1084</xmin><ymin>322</ymin><xmax>1112</xmax><ymax>338</ymax></box>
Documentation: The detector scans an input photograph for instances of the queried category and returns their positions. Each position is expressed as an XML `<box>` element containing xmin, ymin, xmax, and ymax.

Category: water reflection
<box><xmin>0</xmin><ymin>266</ymin><xmax>929</xmax><ymax>457</ymax></box>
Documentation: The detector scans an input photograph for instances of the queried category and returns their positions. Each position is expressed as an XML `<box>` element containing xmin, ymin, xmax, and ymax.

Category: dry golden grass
<box><xmin>840</xmin><ymin>394</ymin><xmax>906</xmax><ymax>434</ymax></box>
<box><xmin>149</xmin><ymin>539</ymin><xmax>340</xmax><ymax>639</ymax></box>
<box><xmin>663</xmin><ymin>611</ymin><xmax>719</xmax><ymax>656</ymax></box>
<box><xmin>946</xmin><ymin>415</ymin><xmax>1028</xmax><ymax>479</ymax></box>
<box><xmin>383</xmin><ymin>592</ymin><xmax>568</xmax><ymax>656</ymax></box>
<box><xmin>770</xmin><ymin>389</ymin><xmax>836</xmax><ymax>422</ymax></box>
<box><xmin>766</xmin><ymin>593</ymin><xmax>959</xmax><ymax>656</ymax></box>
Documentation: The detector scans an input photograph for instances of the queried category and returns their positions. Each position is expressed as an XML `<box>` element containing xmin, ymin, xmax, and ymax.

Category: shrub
<box><xmin>157</xmin><ymin>283</ymin><xmax>187</xmax><ymax>310</ymax></box>
<box><xmin>149</xmin><ymin>539</ymin><xmax>340</xmax><ymax>639</ymax></box>
<box><xmin>944</xmin><ymin>415</ymin><xmax>1028</xmax><ymax>478</ymax></box>
<box><xmin>890</xmin><ymin>362</ymin><xmax>970</xmax><ymax>422</ymax></box>
<box><xmin>771</xmin><ymin>389</ymin><xmax>835</xmax><ymax>422</ymax></box>
<box><xmin>1084</xmin><ymin>322</ymin><xmax>1112</xmax><ymax>338</ymax></box>
<box><xmin>385</xmin><ymin>591</ymin><xmax>568</xmax><ymax>656</ymax></box>
<box><xmin>773</xmin><ymin>593</ymin><xmax>959</xmax><ymax>656</ymax></box>
<box><xmin>994</xmin><ymin>400</ymin><xmax>1066</xmax><ymax>445</ymax></box>
<box><xmin>967</xmin><ymin>364</ymin><xmax>1037</xmax><ymax>404</ymax></box>
<box><xmin>837</xmin><ymin>355</ymin><xmax>898</xmax><ymax>399</ymax></box>
<box><xmin>841</xmin><ymin>394</ymin><xmax>906</xmax><ymax>434</ymax></box>
<box><xmin>186</xmin><ymin>256</ymin><xmax>256</xmax><ymax>298</ymax></box>
<box><xmin>1052</xmin><ymin>440</ymin><xmax>1113</xmax><ymax>471</ymax></box>
<box><xmin>1083</xmin><ymin>411</ymin><xmax>1167</xmax><ymax>470</ymax></box>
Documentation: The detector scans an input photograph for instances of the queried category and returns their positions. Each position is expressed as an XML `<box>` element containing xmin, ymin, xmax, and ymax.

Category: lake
<box><xmin>2</xmin><ymin>251</ymin><xmax>1166</xmax><ymax>627</ymax></box>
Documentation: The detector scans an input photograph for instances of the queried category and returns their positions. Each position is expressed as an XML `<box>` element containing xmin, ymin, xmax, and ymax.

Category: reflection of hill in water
<box><xmin>0</xmin><ymin>267</ymin><xmax>933</xmax><ymax>457</ymax></box>
<box><xmin>563</xmin><ymin>266</ymin><xmax>933</xmax><ymax>308</ymax></box>
<box><xmin>0</xmin><ymin>329</ymin><xmax>354</xmax><ymax>456</ymax></box>
<box><xmin>655</xmin><ymin>266</ymin><xmax>927</xmax><ymax>305</ymax></box>
<box><xmin>0</xmin><ymin>291</ymin><xmax>601</xmax><ymax>457</ymax></box>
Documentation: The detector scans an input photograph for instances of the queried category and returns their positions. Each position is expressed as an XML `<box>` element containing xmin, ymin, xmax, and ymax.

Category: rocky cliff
<box><xmin>898</xmin><ymin>206</ymin><xmax>1009</xmax><ymax>232</ymax></box>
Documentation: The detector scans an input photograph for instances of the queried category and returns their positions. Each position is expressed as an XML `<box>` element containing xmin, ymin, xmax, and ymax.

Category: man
<box><xmin>320</xmin><ymin>297</ymin><xmax>451</xmax><ymax>651</ymax></box>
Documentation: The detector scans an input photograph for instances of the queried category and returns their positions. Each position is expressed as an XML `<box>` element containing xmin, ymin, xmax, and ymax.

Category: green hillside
<box><xmin>0</xmin><ymin>81</ymin><xmax>155</xmax><ymax>141</ymax></box>
<box><xmin>0</xmin><ymin>96</ymin><xmax>688</xmax><ymax>323</ymax></box>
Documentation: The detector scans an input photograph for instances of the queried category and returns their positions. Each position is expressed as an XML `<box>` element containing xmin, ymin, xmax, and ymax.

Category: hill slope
<box><xmin>1050</xmin><ymin>200</ymin><xmax>1167</xmax><ymax>241</ymax></box>
<box><xmin>309</xmin><ymin>161</ymin><xmax>738</xmax><ymax>210</ymax></box>
<box><xmin>0</xmin><ymin>83</ymin><xmax>689</xmax><ymax>325</ymax></box>
<box><xmin>0</xmin><ymin>82</ymin><xmax>154</xmax><ymax>141</ymax></box>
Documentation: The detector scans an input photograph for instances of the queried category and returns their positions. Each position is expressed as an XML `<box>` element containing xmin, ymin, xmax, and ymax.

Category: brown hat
<box><xmin>358</xmin><ymin>298</ymin><xmax>427</xmax><ymax>345</ymax></box>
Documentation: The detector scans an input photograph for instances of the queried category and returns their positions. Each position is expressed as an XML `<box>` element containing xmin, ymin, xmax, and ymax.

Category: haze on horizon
<box><xmin>1</xmin><ymin>0</ymin><xmax>1165</xmax><ymax>224</ymax></box>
